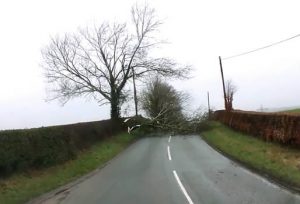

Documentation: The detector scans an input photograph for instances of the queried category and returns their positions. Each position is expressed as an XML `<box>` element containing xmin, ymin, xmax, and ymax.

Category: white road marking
<box><xmin>168</xmin><ymin>135</ymin><xmax>171</xmax><ymax>143</ymax></box>
<box><xmin>173</xmin><ymin>170</ymin><xmax>194</xmax><ymax>204</ymax></box>
<box><xmin>167</xmin><ymin>146</ymin><xmax>172</xmax><ymax>161</ymax></box>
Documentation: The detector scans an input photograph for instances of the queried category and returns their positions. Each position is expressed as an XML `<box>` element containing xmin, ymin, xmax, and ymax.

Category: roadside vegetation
<box><xmin>0</xmin><ymin>132</ymin><xmax>136</xmax><ymax>204</ymax></box>
<box><xmin>139</xmin><ymin>76</ymin><xmax>207</xmax><ymax>133</ymax></box>
<box><xmin>281</xmin><ymin>108</ymin><xmax>300</xmax><ymax>114</ymax></box>
<box><xmin>202</xmin><ymin>121</ymin><xmax>300</xmax><ymax>189</ymax></box>
<box><xmin>0</xmin><ymin>120</ymin><xmax>122</xmax><ymax>177</ymax></box>
<box><xmin>214</xmin><ymin>110</ymin><xmax>300</xmax><ymax>147</ymax></box>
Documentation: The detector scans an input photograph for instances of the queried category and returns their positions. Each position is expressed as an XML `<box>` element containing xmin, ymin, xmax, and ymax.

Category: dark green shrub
<box><xmin>0</xmin><ymin>119</ymin><xmax>124</xmax><ymax>177</ymax></box>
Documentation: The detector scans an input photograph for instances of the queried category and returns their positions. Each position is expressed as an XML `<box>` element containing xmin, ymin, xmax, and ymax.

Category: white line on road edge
<box><xmin>167</xmin><ymin>146</ymin><xmax>172</xmax><ymax>161</ymax></box>
<box><xmin>173</xmin><ymin>170</ymin><xmax>194</xmax><ymax>204</ymax></box>
<box><xmin>168</xmin><ymin>136</ymin><xmax>171</xmax><ymax>143</ymax></box>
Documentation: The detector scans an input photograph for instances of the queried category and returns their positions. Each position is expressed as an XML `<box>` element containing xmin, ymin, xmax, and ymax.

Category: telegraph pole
<box><xmin>219</xmin><ymin>56</ymin><xmax>227</xmax><ymax>110</ymax></box>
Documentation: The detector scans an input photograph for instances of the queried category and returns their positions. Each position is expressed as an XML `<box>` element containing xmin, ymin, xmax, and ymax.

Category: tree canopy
<box><xmin>140</xmin><ymin>77</ymin><xmax>186</xmax><ymax>127</ymax></box>
<box><xmin>42</xmin><ymin>4</ymin><xmax>190</xmax><ymax>120</ymax></box>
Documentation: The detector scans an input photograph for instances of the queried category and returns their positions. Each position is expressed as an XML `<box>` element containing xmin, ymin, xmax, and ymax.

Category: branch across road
<box><xmin>35</xmin><ymin>136</ymin><xmax>300</xmax><ymax>204</ymax></box>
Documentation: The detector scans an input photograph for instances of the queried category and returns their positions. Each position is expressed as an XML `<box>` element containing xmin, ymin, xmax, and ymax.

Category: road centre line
<box><xmin>167</xmin><ymin>146</ymin><xmax>172</xmax><ymax>161</ymax></box>
<box><xmin>168</xmin><ymin>135</ymin><xmax>171</xmax><ymax>143</ymax></box>
<box><xmin>173</xmin><ymin>170</ymin><xmax>194</xmax><ymax>204</ymax></box>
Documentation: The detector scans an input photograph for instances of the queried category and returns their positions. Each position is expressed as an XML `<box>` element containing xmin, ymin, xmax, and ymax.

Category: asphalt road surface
<box><xmin>39</xmin><ymin>135</ymin><xmax>300</xmax><ymax>204</ymax></box>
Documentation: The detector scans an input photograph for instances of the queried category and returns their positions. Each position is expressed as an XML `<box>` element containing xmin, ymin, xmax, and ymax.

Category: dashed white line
<box><xmin>167</xmin><ymin>146</ymin><xmax>172</xmax><ymax>161</ymax></box>
<box><xmin>167</xmin><ymin>135</ymin><xmax>193</xmax><ymax>203</ymax></box>
<box><xmin>173</xmin><ymin>170</ymin><xmax>194</xmax><ymax>204</ymax></box>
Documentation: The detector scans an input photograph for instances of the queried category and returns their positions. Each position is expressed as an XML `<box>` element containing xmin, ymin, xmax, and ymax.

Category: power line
<box><xmin>223</xmin><ymin>33</ymin><xmax>300</xmax><ymax>60</ymax></box>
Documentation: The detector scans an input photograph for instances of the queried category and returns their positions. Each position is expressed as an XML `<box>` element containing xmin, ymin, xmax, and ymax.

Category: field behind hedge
<box><xmin>0</xmin><ymin>119</ymin><xmax>123</xmax><ymax>177</ymax></box>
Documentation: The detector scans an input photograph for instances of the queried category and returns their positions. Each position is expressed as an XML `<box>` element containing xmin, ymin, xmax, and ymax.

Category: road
<box><xmin>38</xmin><ymin>135</ymin><xmax>300</xmax><ymax>204</ymax></box>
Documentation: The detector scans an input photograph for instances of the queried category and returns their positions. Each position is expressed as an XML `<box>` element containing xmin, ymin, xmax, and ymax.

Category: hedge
<box><xmin>213</xmin><ymin>110</ymin><xmax>300</xmax><ymax>146</ymax></box>
<box><xmin>0</xmin><ymin>119</ymin><xmax>124</xmax><ymax>177</ymax></box>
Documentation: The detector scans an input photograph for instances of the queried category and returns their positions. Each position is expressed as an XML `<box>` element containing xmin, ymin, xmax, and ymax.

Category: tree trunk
<box><xmin>110</xmin><ymin>90</ymin><xmax>121</xmax><ymax>121</ymax></box>
<box><xmin>132</xmin><ymin>68</ymin><xmax>138</xmax><ymax>116</ymax></box>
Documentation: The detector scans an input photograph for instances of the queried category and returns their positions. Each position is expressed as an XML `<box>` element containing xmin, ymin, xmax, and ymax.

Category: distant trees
<box><xmin>140</xmin><ymin>77</ymin><xmax>187</xmax><ymax>130</ymax></box>
<box><xmin>225</xmin><ymin>80</ymin><xmax>237</xmax><ymax>111</ymax></box>
<box><xmin>42</xmin><ymin>4</ymin><xmax>190</xmax><ymax>120</ymax></box>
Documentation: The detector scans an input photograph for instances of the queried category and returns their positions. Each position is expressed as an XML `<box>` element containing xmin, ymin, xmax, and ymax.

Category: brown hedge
<box><xmin>0</xmin><ymin>119</ymin><xmax>125</xmax><ymax>177</ymax></box>
<box><xmin>213</xmin><ymin>110</ymin><xmax>300</xmax><ymax>146</ymax></box>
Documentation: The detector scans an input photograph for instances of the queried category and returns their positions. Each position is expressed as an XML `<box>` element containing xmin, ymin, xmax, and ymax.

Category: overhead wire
<box><xmin>223</xmin><ymin>33</ymin><xmax>300</xmax><ymax>60</ymax></box>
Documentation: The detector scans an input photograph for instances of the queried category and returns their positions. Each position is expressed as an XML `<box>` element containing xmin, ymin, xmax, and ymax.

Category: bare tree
<box><xmin>42</xmin><ymin>4</ymin><xmax>191</xmax><ymax>120</ymax></box>
<box><xmin>140</xmin><ymin>77</ymin><xmax>188</xmax><ymax>131</ymax></box>
<box><xmin>225</xmin><ymin>80</ymin><xmax>237</xmax><ymax>111</ymax></box>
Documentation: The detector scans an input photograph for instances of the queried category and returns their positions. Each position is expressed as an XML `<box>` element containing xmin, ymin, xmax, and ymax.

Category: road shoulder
<box><xmin>200</xmin><ymin>122</ymin><xmax>300</xmax><ymax>195</ymax></box>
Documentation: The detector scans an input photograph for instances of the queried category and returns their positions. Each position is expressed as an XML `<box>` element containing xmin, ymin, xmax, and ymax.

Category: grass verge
<box><xmin>281</xmin><ymin>108</ymin><xmax>300</xmax><ymax>114</ymax></box>
<box><xmin>201</xmin><ymin>121</ymin><xmax>300</xmax><ymax>191</ymax></box>
<box><xmin>0</xmin><ymin>132</ymin><xmax>136</xmax><ymax>204</ymax></box>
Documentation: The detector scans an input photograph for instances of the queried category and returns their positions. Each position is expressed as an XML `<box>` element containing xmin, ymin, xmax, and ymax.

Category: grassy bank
<box><xmin>202</xmin><ymin>122</ymin><xmax>300</xmax><ymax>189</ymax></box>
<box><xmin>282</xmin><ymin>108</ymin><xmax>300</xmax><ymax>114</ymax></box>
<box><xmin>0</xmin><ymin>132</ymin><xmax>136</xmax><ymax>204</ymax></box>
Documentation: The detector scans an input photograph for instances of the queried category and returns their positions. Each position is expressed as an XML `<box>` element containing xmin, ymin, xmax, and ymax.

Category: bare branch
<box><xmin>41</xmin><ymin>3</ymin><xmax>191</xmax><ymax>120</ymax></box>
<box><xmin>225</xmin><ymin>79</ymin><xmax>237</xmax><ymax>111</ymax></box>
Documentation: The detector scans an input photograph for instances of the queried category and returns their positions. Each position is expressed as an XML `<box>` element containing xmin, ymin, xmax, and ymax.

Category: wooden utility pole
<box><xmin>207</xmin><ymin>91</ymin><xmax>211</xmax><ymax>112</ymax></box>
<box><xmin>132</xmin><ymin>67</ymin><xmax>138</xmax><ymax>116</ymax></box>
<box><xmin>219</xmin><ymin>56</ymin><xmax>227</xmax><ymax>110</ymax></box>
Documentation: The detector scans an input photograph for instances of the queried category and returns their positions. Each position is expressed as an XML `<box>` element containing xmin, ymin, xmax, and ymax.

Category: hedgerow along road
<box><xmin>32</xmin><ymin>136</ymin><xmax>300</xmax><ymax>204</ymax></box>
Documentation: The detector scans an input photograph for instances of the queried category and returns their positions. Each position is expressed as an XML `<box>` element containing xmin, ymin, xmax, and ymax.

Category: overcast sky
<box><xmin>1</xmin><ymin>0</ymin><xmax>300</xmax><ymax>130</ymax></box>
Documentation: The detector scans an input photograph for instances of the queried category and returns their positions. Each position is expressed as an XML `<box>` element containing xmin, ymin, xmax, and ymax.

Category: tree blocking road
<box><xmin>35</xmin><ymin>136</ymin><xmax>300</xmax><ymax>204</ymax></box>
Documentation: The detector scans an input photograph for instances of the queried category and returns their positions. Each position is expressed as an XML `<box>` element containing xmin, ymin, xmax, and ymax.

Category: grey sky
<box><xmin>1</xmin><ymin>0</ymin><xmax>300</xmax><ymax>129</ymax></box>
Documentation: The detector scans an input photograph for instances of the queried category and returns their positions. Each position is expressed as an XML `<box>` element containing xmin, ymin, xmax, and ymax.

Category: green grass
<box><xmin>282</xmin><ymin>108</ymin><xmax>300</xmax><ymax>113</ymax></box>
<box><xmin>0</xmin><ymin>132</ymin><xmax>137</xmax><ymax>204</ymax></box>
<box><xmin>202</xmin><ymin>122</ymin><xmax>300</xmax><ymax>188</ymax></box>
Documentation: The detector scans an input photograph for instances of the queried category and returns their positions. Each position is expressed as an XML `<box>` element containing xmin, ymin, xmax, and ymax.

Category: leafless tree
<box><xmin>225</xmin><ymin>80</ymin><xmax>237</xmax><ymax>111</ymax></box>
<box><xmin>140</xmin><ymin>77</ymin><xmax>188</xmax><ymax>131</ymax></box>
<box><xmin>41</xmin><ymin>4</ymin><xmax>191</xmax><ymax>120</ymax></box>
